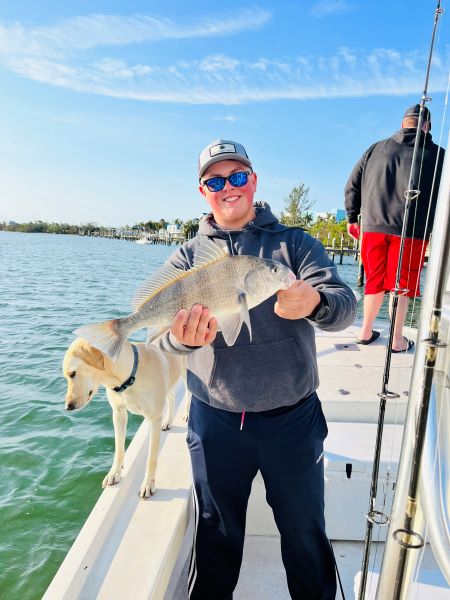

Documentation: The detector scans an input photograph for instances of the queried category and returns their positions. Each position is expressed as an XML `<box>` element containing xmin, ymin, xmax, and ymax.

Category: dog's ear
<box><xmin>74</xmin><ymin>345</ymin><xmax>105</xmax><ymax>370</ymax></box>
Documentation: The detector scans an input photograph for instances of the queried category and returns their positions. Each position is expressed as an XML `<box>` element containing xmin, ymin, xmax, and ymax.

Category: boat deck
<box><xmin>44</xmin><ymin>320</ymin><xmax>450</xmax><ymax>599</ymax></box>
<box><xmin>317</xmin><ymin>320</ymin><xmax>414</xmax><ymax>425</ymax></box>
<box><xmin>171</xmin><ymin>538</ymin><xmax>446</xmax><ymax>599</ymax></box>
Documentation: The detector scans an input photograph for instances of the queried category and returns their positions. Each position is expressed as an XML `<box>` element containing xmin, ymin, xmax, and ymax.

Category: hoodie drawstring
<box><xmin>240</xmin><ymin>411</ymin><xmax>246</xmax><ymax>430</ymax></box>
<box><xmin>227</xmin><ymin>232</ymin><xmax>235</xmax><ymax>255</ymax></box>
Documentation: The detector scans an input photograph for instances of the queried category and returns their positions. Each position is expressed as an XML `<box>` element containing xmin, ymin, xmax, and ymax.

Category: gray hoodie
<box><xmin>160</xmin><ymin>202</ymin><xmax>356</xmax><ymax>412</ymax></box>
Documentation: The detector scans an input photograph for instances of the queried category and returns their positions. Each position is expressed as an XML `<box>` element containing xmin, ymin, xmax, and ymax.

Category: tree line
<box><xmin>0</xmin><ymin>220</ymin><xmax>93</xmax><ymax>234</ymax></box>
<box><xmin>0</xmin><ymin>217</ymin><xmax>202</xmax><ymax>239</ymax></box>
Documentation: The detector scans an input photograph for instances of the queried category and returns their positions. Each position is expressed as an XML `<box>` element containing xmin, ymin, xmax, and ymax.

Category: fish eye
<box><xmin>271</xmin><ymin>266</ymin><xmax>279</xmax><ymax>274</ymax></box>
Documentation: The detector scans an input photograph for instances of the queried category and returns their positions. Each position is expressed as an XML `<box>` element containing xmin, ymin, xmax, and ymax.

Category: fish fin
<box><xmin>193</xmin><ymin>237</ymin><xmax>228</xmax><ymax>268</ymax></box>
<box><xmin>146</xmin><ymin>326</ymin><xmax>170</xmax><ymax>345</ymax></box>
<box><xmin>132</xmin><ymin>239</ymin><xmax>228</xmax><ymax>313</ymax></box>
<box><xmin>217</xmin><ymin>292</ymin><xmax>251</xmax><ymax>346</ymax></box>
<box><xmin>74</xmin><ymin>319</ymin><xmax>123</xmax><ymax>362</ymax></box>
<box><xmin>132</xmin><ymin>263</ymin><xmax>186</xmax><ymax>312</ymax></box>
<box><xmin>218</xmin><ymin>313</ymin><xmax>244</xmax><ymax>346</ymax></box>
<box><xmin>238</xmin><ymin>292</ymin><xmax>252</xmax><ymax>342</ymax></box>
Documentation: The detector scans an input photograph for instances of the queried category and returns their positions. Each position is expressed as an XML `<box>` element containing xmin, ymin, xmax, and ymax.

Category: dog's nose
<box><xmin>66</xmin><ymin>402</ymin><xmax>75</xmax><ymax>411</ymax></box>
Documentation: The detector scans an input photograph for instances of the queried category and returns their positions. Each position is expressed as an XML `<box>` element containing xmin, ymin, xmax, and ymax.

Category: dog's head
<box><xmin>63</xmin><ymin>338</ymin><xmax>105</xmax><ymax>410</ymax></box>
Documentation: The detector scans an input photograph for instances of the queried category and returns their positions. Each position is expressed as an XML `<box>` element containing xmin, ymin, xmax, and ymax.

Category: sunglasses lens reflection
<box><xmin>207</xmin><ymin>177</ymin><xmax>225</xmax><ymax>192</ymax></box>
<box><xmin>205</xmin><ymin>172</ymin><xmax>249</xmax><ymax>192</ymax></box>
<box><xmin>229</xmin><ymin>172</ymin><xmax>248</xmax><ymax>187</ymax></box>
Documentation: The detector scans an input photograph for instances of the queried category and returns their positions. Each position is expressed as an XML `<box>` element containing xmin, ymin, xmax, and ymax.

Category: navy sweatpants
<box><xmin>186</xmin><ymin>393</ymin><xmax>336</xmax><ymax>600</ymax></box>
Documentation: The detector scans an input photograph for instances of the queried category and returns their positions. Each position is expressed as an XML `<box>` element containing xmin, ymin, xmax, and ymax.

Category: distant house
<box><xmin>335</xmin><ymin>209</ymin><xmax>346</xmax><ymax>223</ymax></box>
<box><xmin>315</xmin><ymin>208</ymin><xmax>346</xmax><ymax>222</ymax></box>
<box><xmin>164</xmin><ymin>224</ymin><xmax>184</xmax><ymax>241</ymax></box>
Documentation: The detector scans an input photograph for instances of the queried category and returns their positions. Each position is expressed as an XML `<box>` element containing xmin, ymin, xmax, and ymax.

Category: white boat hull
<box><xmin>44</xmin><ymin>321</ymin><xmax>450</xmax><ymax>599</ymax></box>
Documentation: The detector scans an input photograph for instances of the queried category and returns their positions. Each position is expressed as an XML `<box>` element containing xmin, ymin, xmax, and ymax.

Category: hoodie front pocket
<box><xmin>209</xmin><ymin>337</ymin><xmax>315</xmax><ymax>411</ymax></box>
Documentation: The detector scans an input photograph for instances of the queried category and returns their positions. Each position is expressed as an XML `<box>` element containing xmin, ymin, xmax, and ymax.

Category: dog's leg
<box><xmin>162</xmin><ymin>390</ymin><xmax>175</xmax><ymax>431</ymax></box>
<box><xmin>102</xmin><ymin>405</ymin><xmax>128</xmax><ymax>488</ymax></box>
<box><xmin>181</xmin><ymin>369</ymin><xmax>191</xmax><ymax>422</ymax></box>
<box><xmin>140</xmin><ymin>417</ymin><xmax>162</xmax><ymax>498</ymax></box>
<box><xmin>182</xmin><ymin>390</ymin><xmax>191</xmax><ymax>422</ymax></box>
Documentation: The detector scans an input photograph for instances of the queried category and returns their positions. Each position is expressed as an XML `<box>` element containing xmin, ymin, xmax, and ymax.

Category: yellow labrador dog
<box><xmin>63</xmin><ymin>336</ymin><xmax>190</xmax><ymax>498</ymax></box>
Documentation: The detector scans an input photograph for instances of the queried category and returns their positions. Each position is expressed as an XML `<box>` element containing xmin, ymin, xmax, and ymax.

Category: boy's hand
<box><xmin>275</xmin><ymin>280</ymin><xmax>321</xmax><ymax>320</ymax></box>
<box><xmin>171</xmin><ymin>304</ymin><xmax>217</xmax><ymax>346</ymax></box>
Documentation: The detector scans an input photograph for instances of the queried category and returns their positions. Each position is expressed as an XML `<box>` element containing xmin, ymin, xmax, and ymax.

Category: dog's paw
<box><xmin>102</xmin><ymin>468</ymin><xmax>122</xmax><ymax>488</ymax></box>
<box><xmin>139</xmin><ymin>478</ymin><xmax>156</xmax><ymax>499</ymax></box>
<box><xmin>161</xmin><ymin>420</ymin><xmax>171</xmax><ymax>431</ymax></box>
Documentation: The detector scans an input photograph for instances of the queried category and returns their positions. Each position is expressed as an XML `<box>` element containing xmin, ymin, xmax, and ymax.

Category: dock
<box><xmin>79</xmin><ymin>228</ymin><xmax>185</xmax><ymax>245</ymax></box>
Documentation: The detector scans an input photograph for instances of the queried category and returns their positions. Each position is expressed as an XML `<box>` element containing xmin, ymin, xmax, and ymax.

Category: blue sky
<box><xmin>0</xmin><ymin>1</ymin><xmax>449</xmax><ymax>227</ymax></box>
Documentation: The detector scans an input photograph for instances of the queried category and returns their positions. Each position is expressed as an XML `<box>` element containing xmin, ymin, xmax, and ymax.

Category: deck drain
<box><xmin>334</xmin><ymin>343</ymin><xmax>360</xmax><ymax>351</ymax></box>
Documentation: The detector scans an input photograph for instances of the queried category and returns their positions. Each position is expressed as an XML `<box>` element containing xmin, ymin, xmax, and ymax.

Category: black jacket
<box><xmin>344</xmin><ymin>129</ymin><xmax>445</xmax><ymax>240</ymax></box>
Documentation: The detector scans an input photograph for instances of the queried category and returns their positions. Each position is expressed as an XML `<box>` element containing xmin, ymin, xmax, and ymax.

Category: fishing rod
<box><xmin>357</xmin><ymin>2</ymin><xmax>444</xmax><ymax>598</ymax></box>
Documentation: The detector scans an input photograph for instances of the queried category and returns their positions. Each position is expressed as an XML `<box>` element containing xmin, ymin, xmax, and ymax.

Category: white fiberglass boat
<box><xmin>42</xmin><ymin>319</ymin><xmax>450</xmax><ymax>599</ymax></box>
<box><xmin>136</xmin><ymin>235</ymin><xmax>152</xmax><ymax>244</ymax></box>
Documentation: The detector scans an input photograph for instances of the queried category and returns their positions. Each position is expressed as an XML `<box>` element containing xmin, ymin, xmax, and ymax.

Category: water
<box><xmin>0</xmin><ymin>232</ymin><xmax>174</xmax><ymax>599</ymax></box>
<box><xmin>0</xmin><ymin>231</ymin><xmax>420</xmax><ymax>599</ymax></box>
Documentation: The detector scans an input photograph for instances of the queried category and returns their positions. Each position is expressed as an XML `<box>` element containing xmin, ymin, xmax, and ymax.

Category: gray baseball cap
<box><xmin>198</xmin><ymin>139</ymin><xmax>252</xmax><ymax>180</ymax></box>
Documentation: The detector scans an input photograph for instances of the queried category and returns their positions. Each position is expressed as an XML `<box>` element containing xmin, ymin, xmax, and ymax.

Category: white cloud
<box><xmin>310</xmin><ymin>1</ymin><xmax>352</xmax><ymax>18</ymax></box>
<box><xmin>0</xmin><ymin>9</ymin><xmax>271</xmax><ymax>57</ymax></box>
<box><xmin>337</xmin><ymin>47</ymin><xmax>357</xmax><ymax>66</ymax></box>
<box><xmin>94</xmin><ymin>57</ymin><xmax>154</xmax><ymax>78</ymax></box>
<box><xmin>0</xmin><ymin>12</ymin><xmax>448</xmax><ymax>105</ymax></box>
<box><xmin>211</xmin><ymin>114</ymin><xmax>240</xmax><ymax>122</ymax></box>
<box><xmin>199</xmin><ymin>54</ymin><xmax>240</xmax><ymax>72</ymax></box>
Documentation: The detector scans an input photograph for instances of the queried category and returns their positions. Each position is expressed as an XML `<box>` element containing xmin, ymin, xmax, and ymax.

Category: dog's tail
<box><xmin>74</xmin><ymin>319</ymin><xmax>124</xmax><ymax>362</ymax></box>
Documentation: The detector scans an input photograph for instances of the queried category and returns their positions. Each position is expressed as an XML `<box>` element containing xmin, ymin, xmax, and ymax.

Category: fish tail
<box><xmin>74</xmin><ymin>319</ymin><xmax>124</xmax><ymax>361</ymax></box>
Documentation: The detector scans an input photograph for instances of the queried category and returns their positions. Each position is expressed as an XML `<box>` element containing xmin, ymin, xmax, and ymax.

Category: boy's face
<box><xmin>199</xmin><ymin>160</ymin><xmax>257</xmax><ymax>230</ymax></box>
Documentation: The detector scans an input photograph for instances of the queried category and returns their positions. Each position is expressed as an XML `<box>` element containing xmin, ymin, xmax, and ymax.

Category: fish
<box><xmin>74</xmin><ymin>237</ymin><xmax>296</xmax><ymax>361</ymax></box>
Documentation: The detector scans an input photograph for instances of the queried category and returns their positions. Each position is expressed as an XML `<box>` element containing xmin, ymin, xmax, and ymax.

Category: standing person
<box><xmin>159</xmin><ymin>139</ymin><xmax>356</xmax><ymax>600</ymax></box>
<box><xmin>345</xmin><ymin>104</ymin><xmax>445</xmax><ymax>351</ymax></box>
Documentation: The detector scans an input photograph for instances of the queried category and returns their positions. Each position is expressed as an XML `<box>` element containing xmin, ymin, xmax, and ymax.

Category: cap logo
<box><xmin>210</xmin><ymin>143</ymin><xmax>236</xmax><ymax>157</ymax></box>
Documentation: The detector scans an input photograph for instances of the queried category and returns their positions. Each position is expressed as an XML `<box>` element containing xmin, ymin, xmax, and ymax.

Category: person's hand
<box><xmin>274</xmin><ymin>280</ymin><xmax>321</xmax><ymax>320</ymax></box>
<box><xmin>171</xmin><ymin>304</ymin><xmax>218</xmax><ymax>346</ymax></box>
<box><xmin>347</xmin><ymin>223</ymin><xmax>360</xmax><ymax>240</ymax></box>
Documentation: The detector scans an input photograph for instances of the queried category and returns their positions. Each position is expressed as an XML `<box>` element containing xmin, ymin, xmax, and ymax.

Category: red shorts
<box><xmin>361</xmin><ymin>232</ymin><xmax>428</xmax><ymax>297</ymax></box>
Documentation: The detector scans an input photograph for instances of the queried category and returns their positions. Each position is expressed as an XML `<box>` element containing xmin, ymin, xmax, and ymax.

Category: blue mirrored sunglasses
<box><xmin>201</xmin><ymin>171</ymin><xmax>251</xmax><ymax>192</ymax></box>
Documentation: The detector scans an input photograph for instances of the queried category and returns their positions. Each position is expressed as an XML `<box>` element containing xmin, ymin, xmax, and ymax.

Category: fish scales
<box><xmin>138</xmin><ymin>257</ymin><xmax>249</xmax><ymax>326</ymax></box>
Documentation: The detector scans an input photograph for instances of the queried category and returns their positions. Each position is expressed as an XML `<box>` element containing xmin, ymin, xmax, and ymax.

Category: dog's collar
<box><xmin>113</xmin><ymin>344</ymin><xmax>139</xmax><ymax>393</ymax></box>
